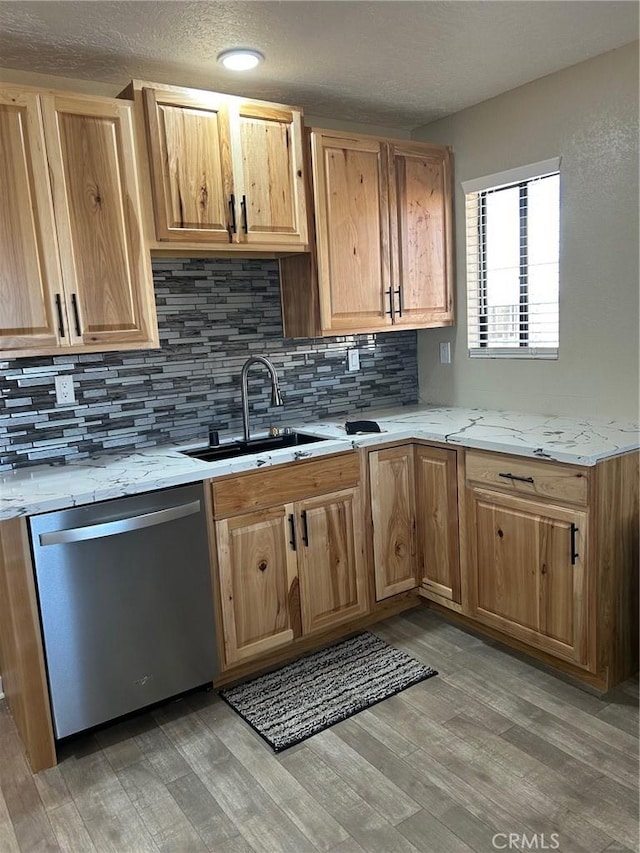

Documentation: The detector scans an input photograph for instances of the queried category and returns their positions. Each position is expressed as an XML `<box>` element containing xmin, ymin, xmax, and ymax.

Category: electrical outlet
<box><xmin>54</xmin><ymin>374</ymin><xmax>76</xmax><ymax>405</ymax></box>
<box><xmin>439</xmin><ymin>342</ymin><xmax>452</xmax><ymax>364</ymax></box>
<box><xmin>347</xmin><ymin>349</ymin><xmax>360</xmax><ymax>371</ymax></box>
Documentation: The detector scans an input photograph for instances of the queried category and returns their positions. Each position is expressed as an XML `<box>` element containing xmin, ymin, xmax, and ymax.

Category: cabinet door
<box><xmin>370</xmin><ymin>446</ymin><xmax>417</xmax><ymax>600</ymax></box>
<box><xmin>415</xmin><ymin>446</ymin><xmax>461</xmax><ymax>604</ymax></box>
<box><xmin>42</xmin><ymin>95</ymin><xmax>157</xmax><ymax>349</ymax></box>
<box><xmin>467</xmin><ymin>488</ymin><xmax>588</xmax><ymax>665</ymax></box>
<box><xmin>311</xmin><ymin>132</ymin><xmax>392</xmax><ymax>332</ymax></box>
<box><xmin>232</xmin><ymin>102</ymin><xmax>307</xmax><ymax>246</ymax></box>
<box><xmin>389</xmin><ymin>142</ymin><xmax>454</xmax><ymax>327</ymax></box>
<box><xmin>216</xmin><ymin>505</ymin><xmax>298</xmax><ymax>665</ymax></box>
<box><xmin>297</xmin><ymin>488</ymin><xmax>368</xmax><ymax>635</ymax></box>
<box><xmin>0</xmin><ymin>89</ymin><xmax>64</xmax><ymax>353</ymax></box>
<box><xmin>143</xmin><ymin>87</ymin><xmax>233</xmax><ymax>243</ymax></box>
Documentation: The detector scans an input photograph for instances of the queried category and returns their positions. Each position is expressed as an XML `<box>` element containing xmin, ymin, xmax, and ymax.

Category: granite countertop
<box><xmin>0</xmin><ymin>405</ymin><xmax>637</xmax><ymax>520</ymax></box>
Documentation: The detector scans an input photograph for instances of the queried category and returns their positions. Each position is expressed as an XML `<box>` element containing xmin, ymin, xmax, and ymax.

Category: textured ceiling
<box><xmin>0</xmin><ymin>1</ymin><xmax>637</xmax><ymax>129</ymax></box>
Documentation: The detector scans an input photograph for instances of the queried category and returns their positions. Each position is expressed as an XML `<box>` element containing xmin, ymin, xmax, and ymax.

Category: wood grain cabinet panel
<box><xmin>415</xmin><ymin>446</ymin><xmax>460</xmax><ymax>604</ymax></box>
<box><xmin>215</xmin><ymin>505</ymin><xmax>297</xmax><ymax>664</ymax></box>
<box><xmin>42</xmin><ymin>95</ymin><xmax>156</xmax><ymax>348</ymax></box>
<box><xmin>297</xmin><ymin>488</ymin><xmax>368</xmax><ymax>635</ymax></box>
<box><xmin>0</xmin><ymin>84</ymin><xmax>158</xmax><ymax>358</ymax></box>
<box><xmin>0</xmin><ymin>89</ymin><xmax>64</xmax><ymax>352</ymax></box>
<box><xmin>369</xmin><ymin>446</ymin><xmax>417</xmax><ymax>599</ymax></box>
<box><xmin>467</xmin><ymin>487</ymin><xmax>588</xmax><ymax>666</ymax></box>
<box><xmin>140</xmin><ymin>83</ymin><xmax>308</xmax><ymax>249</ymax></box>
<box><xmin>389</xmin><ymin>143</ymin><xmax>454</xmax><ymax>327</ymax></box>
<box><xmin>143</xmin><ymin>88</ymin><xmax>233</xmax><ymax>242</ymax></box>
<box><xmin>280</xmin><ymin>129</ymin><xmax>454</xmax><ymax>337</ymax></box>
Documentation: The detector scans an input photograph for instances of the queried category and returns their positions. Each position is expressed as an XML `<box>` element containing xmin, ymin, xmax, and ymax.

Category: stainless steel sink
<box><xmin>181</xmin><ymin>432</ymin><xmax>328</xmax><ymax>463</ymax></box>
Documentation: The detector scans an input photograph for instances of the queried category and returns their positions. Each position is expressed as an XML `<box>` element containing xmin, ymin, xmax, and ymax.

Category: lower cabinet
<box><xmin>369</xmin><ymin>443</ymin><xmax>460</xmax><ymax>605</ymax></box>
<box><xmin>466</xmin><ymin>486</ymin><xmax>589</xmax><ymax>666</ymax></box>
<box><xmin>210</xmin><ymin>454</ymin><xmax>368</xmax><ymax>668</ymax></box>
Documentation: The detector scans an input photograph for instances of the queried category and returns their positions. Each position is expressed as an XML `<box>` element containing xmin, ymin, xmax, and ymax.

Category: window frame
<box><xmin>463</xmin><ymin>158</ymin><xmax>561</xmax><ymax>360</ymax></box>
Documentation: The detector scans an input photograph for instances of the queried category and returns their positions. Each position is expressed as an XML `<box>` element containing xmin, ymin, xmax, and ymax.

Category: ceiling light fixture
<box><xmin>217</xmin><ymin>49</ymin><xmax>264</xmax><ymax>71</ymax></box>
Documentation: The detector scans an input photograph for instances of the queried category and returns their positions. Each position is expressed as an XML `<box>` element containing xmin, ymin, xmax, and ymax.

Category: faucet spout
<box><xmin>240</xmin><ymin>356</ymin><xmax>284</xmax><ymax>443</ymax></box>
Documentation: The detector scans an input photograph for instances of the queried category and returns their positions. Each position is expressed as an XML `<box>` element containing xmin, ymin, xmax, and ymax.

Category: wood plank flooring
<box><xmin>0</xmin><ymin>608</ymin><xmax>637</xmax><ymax>853</ymax></box>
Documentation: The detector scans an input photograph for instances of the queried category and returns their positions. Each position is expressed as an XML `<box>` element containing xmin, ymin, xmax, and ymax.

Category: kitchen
<box><xmin>2</xmin><ymin>4</ymin><xmax>637</xmax><ymax>849</ymax></box>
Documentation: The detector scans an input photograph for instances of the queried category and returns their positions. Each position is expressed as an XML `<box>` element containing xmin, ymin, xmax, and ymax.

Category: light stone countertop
<box><xmin>0</xmin><ymin>404</ymin><xmax>637</xmax><ymax>521</ymax></box>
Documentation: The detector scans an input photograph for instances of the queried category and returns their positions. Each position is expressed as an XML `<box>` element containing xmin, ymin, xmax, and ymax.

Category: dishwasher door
<box><xmin>30</xmin><ymin>482</ymin><xmax>218</xmax><ymax>739</ymax></box>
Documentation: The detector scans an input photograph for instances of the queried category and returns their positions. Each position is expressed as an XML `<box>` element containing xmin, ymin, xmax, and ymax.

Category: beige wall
<box><xmin>412</xmin><ymin>42</ymin><xmax>639</xmax><ymax>421</ymax></box>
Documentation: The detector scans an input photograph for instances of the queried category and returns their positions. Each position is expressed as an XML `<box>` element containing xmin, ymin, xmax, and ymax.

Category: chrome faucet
<box><xmin>240</xmin><ymin>356</ymin><xmax>284</xmax><ymax>443</ymax></box>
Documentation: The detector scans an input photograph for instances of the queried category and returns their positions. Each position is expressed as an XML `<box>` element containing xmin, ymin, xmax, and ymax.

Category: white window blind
<box><xmin>463</xmin><ymin>159</ymin><xmax>560</xmax><ymax>359</ymax></box>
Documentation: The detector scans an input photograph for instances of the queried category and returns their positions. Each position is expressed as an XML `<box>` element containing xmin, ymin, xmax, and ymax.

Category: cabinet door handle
<box><xmin>395</xmin><ymin>287</ymin><xmax>403</xmax><ymax>317</ymax></box>
<box><xmin>301</xmin><ymin>510</ymin><xmax>309</xmax><ymax>546</ymax></box>
<box><xmin>55</xmin><ymin>294</ymin><xmax>65</xmax><ymax>337</ymax></box>
<box><xmin>288</xmin><ymin>513</ymin><xmax>297</xmax><ymax>551</ymax></box>
<box><xmin>228</xmin><ymin>194</ymin><xmax>237</xmax><ymax>234</ymax></box>
<box><xmin>498</xmin><ymin>472</ymin><xmax>535</xmax><ymax>484</ymax></box>
<box><xmin>71</xmin><ymin>293</ymin><xmax>82</xmax><ymax>336</ymax></box>
<box><xmin>385</xmin><ymin>287</ymin><xmax>395</xmax><ymax>319</ymax></box>
<box><xmin>570</xmin><ymin>523</ymin><xmax>579</xmax><ymax>565</ymax></box>
<box><xmin>240</xmin><ymin>195</ymin><xmax>248</xmax><ymax>233</ymax></box>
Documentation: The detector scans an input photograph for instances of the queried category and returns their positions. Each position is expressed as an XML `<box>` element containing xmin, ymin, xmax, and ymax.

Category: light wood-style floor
<box><xmin>0</xmin><ymin>608</ymin><xmax>638</xmax><ymax>853</ymax></box>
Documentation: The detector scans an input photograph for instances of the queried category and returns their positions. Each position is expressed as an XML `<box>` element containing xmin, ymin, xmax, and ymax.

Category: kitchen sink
<box><xmin>181</xmin><ymin>431</ymin><xmax>328</xmax><ymax>463</ymax></box>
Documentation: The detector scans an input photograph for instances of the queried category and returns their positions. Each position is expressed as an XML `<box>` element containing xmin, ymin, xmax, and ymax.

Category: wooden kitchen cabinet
<box><xmin>139</xmin><ymin>82</ymin><xmax>308</xmax><ymax>249</ymax></box>
<box><xmin>297</xmin><ymin>488</ymin><xmax>368</xmax><ymax>635</ymax></box>
<box><xmin>0</xmin><ymin>84</ymin><xmax>158</xmax><ymax>358</ymax></box>
<box><xmin>215</xmin><ymin>505</ymin><xmax>298</xmax><ymax>664</ymax></box>
<box><xmin>466</xmin><ymin>486</ymin><xmax>588</xmax><ymax>666</ymax></box>
<box><xmin>369</xmin><ymin>446</ymin><xmax>417</xmax><ymax>599</ymax></box>
<box><xmin>415</xmin><ymin>445</ymin><xmax>461</xmax><ymax>605</ymax></box>
<box><xmin>209</xmin><ymin>454</ymin><xmax>368</xmax><ymax>669</ymax></box>
<box><xmin>279</xmin><ymin>129</ymin><xmax>454</xmax><ymax>337</ymax></box>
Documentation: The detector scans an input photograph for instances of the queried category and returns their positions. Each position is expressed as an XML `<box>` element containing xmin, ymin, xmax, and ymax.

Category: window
<box><xmin>463</xmin><ymin>158</ymin><xmax>560</xmax><ymax>358</ymax></box>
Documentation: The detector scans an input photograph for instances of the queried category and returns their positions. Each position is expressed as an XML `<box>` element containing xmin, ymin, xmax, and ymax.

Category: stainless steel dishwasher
<box><xmin>29</xmin><ymin>482</ymin><xmax>219</xmax><ymax>739</ymax></box>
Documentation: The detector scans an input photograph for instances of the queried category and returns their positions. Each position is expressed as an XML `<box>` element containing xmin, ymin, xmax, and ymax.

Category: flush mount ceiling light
<box><xmin>217</xmin><ymin>49</ymin><xmax>264</xmax><ymax>71</ymax></box>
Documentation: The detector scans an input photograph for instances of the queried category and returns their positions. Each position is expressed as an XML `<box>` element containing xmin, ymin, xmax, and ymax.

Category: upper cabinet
<box><xmin>280</xmin><ymin>129</ymin><xmax>454</xmax><ymax>337</ymax></box>
<box><xmin>137</xmin><ymin>82</ymin><xmax>308</xmax><ymax>250</ymax></box>
<box><xmin>0</xmin><ymin>84</ymin><xmax>158</xmax><ymax>359</ymax></box>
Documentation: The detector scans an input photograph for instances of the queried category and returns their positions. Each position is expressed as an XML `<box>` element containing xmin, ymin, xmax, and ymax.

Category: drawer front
<box><xmin>210</xmin><ymin>452</ymin><xmax>360</xmax><ymax>518</ymax></box>
<box><xmin>465</xmin><ymin>450</ymin><xmax>589</xmax><ymax>506</ymax></box>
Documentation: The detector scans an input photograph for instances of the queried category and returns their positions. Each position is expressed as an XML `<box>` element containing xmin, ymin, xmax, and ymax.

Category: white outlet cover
<box><xmin>54</xmin><ymin>374</ymin><xmax>76</xmax><ymax>405</ymax></box>
<box><xmin>348</xmin><ymin>349</ymin><xmax>360</xmax><ymax>371</ymax></box>
<box><xmin>439</xmin><ymin>342</ymin><xmax>452</xmax><ymax>364</ymax></box>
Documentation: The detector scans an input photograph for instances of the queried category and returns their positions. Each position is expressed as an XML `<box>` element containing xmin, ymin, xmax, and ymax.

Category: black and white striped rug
<box><xmin>219</xmin><ymin>632</ymin><xmax>437</xmax><ymax>752</ymax></box>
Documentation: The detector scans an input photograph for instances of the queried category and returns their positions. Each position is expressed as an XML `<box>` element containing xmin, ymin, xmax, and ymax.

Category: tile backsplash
<box><xmin>0</xmin><ymin>259</ymin><xmax>418</xmax><ymax>471</ymax></box>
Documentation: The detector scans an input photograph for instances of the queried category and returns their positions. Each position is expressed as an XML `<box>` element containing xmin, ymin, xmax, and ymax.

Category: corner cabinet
<box><xmin>135</xmin><ymin>82</ymin><xmax>308</xmax><ymax>250</ymax></box>
<box><xmin>280</xmin><ymin>129</ymin><xmax>454</xmax><ymax>337</ymax></box>
<box><xmin>368</xmin><ymin>443</ymin><xmax>461</xmax><ymax>605</ymax></box>
<box><xmin>209</xmin><ymin>454</ymin><xmax>368</xmax><ymax>669</ymax></box>
<box><xmin>0</xmin><ymin>85</ymin><xmax>158</xmax><ymax>359</ymax></box>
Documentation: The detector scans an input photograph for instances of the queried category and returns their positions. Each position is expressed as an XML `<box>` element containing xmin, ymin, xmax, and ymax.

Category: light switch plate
<box><xmin>348</xmin><ymin>349</ymin><xmax>360</xmax><ymax>371</ymax></box>
<box><xmin>439</xmin><ymin>342</ymin><xmax>452</xmax><ymax>364</ymax></box>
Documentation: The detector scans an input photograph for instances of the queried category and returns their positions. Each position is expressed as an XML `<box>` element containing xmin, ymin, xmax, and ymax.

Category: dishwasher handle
<box><xmin>38</xmin><ymin>500</ymin><xmax>202</xmax><ymax>546</ymax></box>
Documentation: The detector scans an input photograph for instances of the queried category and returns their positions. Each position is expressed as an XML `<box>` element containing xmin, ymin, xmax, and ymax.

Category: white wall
<box><xmin>413</xmin><ymin>42</ymin><xmax>639</xmax><ymax>422</ymax></box>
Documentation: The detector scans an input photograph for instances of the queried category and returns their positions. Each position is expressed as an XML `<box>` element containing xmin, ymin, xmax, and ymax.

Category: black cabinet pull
<box><xmin>55</xmin><ymin>294</ymin><xmax>65</xmax><ymax>337</ymax></box>
<box><xmin>385</xmin><ymin>287</ymin><xmax>395</xmax><ymax>319</ymax></box>
<box><xmin>228</xmin><ymin>194</ymin><xmax>237</xmax><ymax>234</ymax></box>
<box><xmin>570</xmin><ymin>523</ymin><xmax>579</xmax><ymax>565</ymax></box>
<box><xmin>301</xmin><ymin>510</ymin><xmax>309</xmax><ymax>546</ymax></box>
<box><xmin>396</xmin><ymin>287</ymin><xmax>403</xmax><ymax>317</ymax></box>
<box><xmin>288</xmin><ymin>513</ymin><xmax>297</xmax><ymax>551</ymax></box>
<box><xmin>71</xmin><ymin>293</ymin><xmax>81</xmax><ymax>336</ymax></box>
<box><xmin>240</xmin><ymin>195</ymin><xmax>248</xmax><ymax>233</ymax></box>
<box><xmin>498</xmin><ymin>472</ymin><xmax>535</xmax><ymax>484</ymax></box>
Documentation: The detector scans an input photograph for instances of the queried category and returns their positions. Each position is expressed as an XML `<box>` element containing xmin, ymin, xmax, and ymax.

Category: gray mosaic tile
<box><xmin>0</xmin><ymin>258</ymin><xmax>417</xmax><ymax>470</ymax></box>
